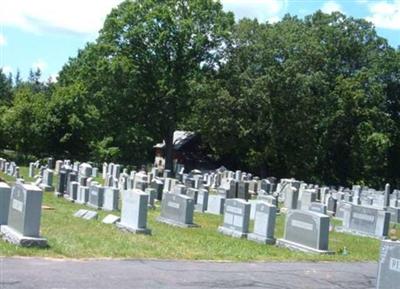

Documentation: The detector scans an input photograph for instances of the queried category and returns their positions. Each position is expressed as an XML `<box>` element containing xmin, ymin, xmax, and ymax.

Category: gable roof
<box><xmin>154</xmin><ymin>131</ymin><xmax>196</xmax><ymax>150</ymax></box>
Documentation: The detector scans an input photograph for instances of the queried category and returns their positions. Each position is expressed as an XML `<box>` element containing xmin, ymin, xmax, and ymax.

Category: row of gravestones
<box><xmin>0</xmin><ymin>178</ymin><xmax>398</xmax><ymax>289</ymax></box>
<box><xmin>0</xmin><ymin>162</ymin><xmax>326</xmax><ymax>255</ymax></box>
<box><xmin>276</xmin><ymin>178</ymin><xmax>400</xmax><ymax>240</ymax></box>
<box><xmin>1</xmin><ymin>159</ymin><xmax>397</xmax><ymax>243</ymax></box>
<box><xmin>0</xmin><ymin>159</ymin><xmax>20</xmax><ymax>179</ymax></box>
<box><xmin>4</xmin><ymin>156</ymin><xmax>400</xmax><ymax>244</ymax></box>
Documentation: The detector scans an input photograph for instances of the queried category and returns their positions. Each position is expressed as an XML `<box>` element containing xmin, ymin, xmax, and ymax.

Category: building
<box><xmin>153</xmin><ymin>131</ymin><xmax>216</xmax><ymax>172</ymax></box>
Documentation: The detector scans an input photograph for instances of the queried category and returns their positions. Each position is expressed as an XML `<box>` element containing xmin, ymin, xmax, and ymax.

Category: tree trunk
<box><xmin>164</xmin><ymin>129</ymin><xmax>174</xmax><ymax>172</ymax></box>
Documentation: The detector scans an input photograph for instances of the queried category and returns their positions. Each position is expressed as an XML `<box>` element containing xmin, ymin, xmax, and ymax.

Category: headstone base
<box><xmin>218</xmin><ymin>226</ymin><xmax>247</xmax><ymax>238</ymax></box>
<box><xmin>247</xmin><ymin>233</ymin><xmax>276</xmax><ymax>244</ymax></box>
<box><xmin>335</xmin><ymin>226</ymin><xmax>387</xmax><ymax>240</ymax></box>
<box><xmin>276</xmin><ymin>239</ymin><xmax>334</xmax><ymax>254</ymax></box>
<box><xmin>116</xmin><ymin>222</ymin><xmax>151</xmax><ymax>235</ymax></box>
<box><xmin>64</xmin><ymin>194</ymin><xmax>75</xmax><ymax>202</ymax></box>
<box><xmin>39</xmin><ymin>185</ymin><xmax>54</xmax><ymax>192</ymax></box>
<box><xmin>75</xmin><ymin>200</ymin><xmax>86</xmax><ymax>205</ymax></box>
<box><xmin>102</xmin><ymin>214</ymin><xmax>120</xmax><ymax>224</ymax></box>
<box><xmin>87</xmin><ymin>203</ymin><xmax>102</xmax><ymax>210</ymax></box>
<box><xmin>1</xmin><ymin>225</ymin><xmax>48</xmax><ymax>248</ymax></box>
<box><xmin>54</xmin><ymin>191</ymin><xmax>63</xmax><ymax>197</ymax></box>
<box><xmin>156</xmin><ymin>216</ymin><xmax>199</xmax><ymax>228</ymax></box>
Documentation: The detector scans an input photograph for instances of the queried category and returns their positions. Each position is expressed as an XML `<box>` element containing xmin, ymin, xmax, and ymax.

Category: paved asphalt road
<box><xmin>0</xmin><ymin>258</ymin><xmax>377</xmax><ymax>289</ymax></box>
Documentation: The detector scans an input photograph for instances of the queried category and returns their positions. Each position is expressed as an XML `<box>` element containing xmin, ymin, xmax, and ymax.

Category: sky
<box><xmin>0</xmin><ymin>0</ymin><xmax>399</xmax><ymax>81</ymax></box>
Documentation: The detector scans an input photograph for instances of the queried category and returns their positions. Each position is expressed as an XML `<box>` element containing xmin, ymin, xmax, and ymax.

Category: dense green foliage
<box><xmin>0</xmin><ymin>1</ymin><xmax>399</xmax><ymax>187</ymax></box>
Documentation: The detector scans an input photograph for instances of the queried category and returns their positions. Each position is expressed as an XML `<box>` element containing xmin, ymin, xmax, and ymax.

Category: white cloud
<box><xmin>221</xmin><ymin>0</ymin><xmax>288</xmax><ymax>23</ymax></box>
<box><xmin>0</xmin><ymin>34</ymin><xmax>6</xmax><ymax>46</ymax></box>
<box><xmin>321</xmin><ymin>1</ymin><xmax>343</xmax><ymax>14</ymax></box>
<box><xmin>32</xmin><ymin>59</ymin><xmax>47</xmax><ymax>71</ymax></box>
<box><xmin>0</xmin><ymin>0</ymin><xmax>123</xmax><ymax>35</ymax></box>
<box><xmin>1</xmin><ymin>66</ymin><xmax>13</xmax><ymax>74</ymax></box>
<box><xmin>366</xmin><ymin>0</ymin><xmax>400</xmax><ymax>30</ymax></box>
<box><xmin>49</xmin><ymin>73</ymin><xmax>58</xmax><ymax>82</ymax></box>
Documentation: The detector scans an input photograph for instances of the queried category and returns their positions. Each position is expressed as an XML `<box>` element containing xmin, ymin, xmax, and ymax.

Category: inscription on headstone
<box><xmin>277</xmin><ymin>210</ymin><xmax>332</xmax><ymax>254</ymax></box>
<box><xmin>218</xmin><ymin>199</ymin><xmax>250</xmax><ymax>238</ymax></box>
<box><xmin>157</xmin><ymin>193</ymin><xmax>197</xmax><ymax>227</ymax></box>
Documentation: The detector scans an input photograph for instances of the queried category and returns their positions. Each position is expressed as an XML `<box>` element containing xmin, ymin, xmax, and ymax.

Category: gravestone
<box><xmin>28</xmin><ymin>163</ymin><xmax>35</xmax><ymax>178</ymax></box>
<box><xmin>388</xmin><ymin>206</ymin><xmax>400</xmax><ymax>223</ymax></box>
<box><xmin>300</xmin><ymin>189</ymin><xmax>317</xmax><ymax>211</ymax></box>
<box><xmin>78</xmin><ymin>175</ymin><xmax>88</xmax><ymax>187</ymax></box>
<box><xmin>228</xmin><ymin>180</ymin><xmax>238</xmax><ymax>198</ymax></box>
<box><xmin>82</xmin><ymin>210</ymin><xmax>98</xmax><ymax>220</ymax></box>
<box><xmin>173</xmin><ymin>184</ymin><xmax>187</xmax><ymax>195</ymax></box>
<box><xmin>0</xmin><ymin>182</ymin><xmax>11</xmax><ymax>226</ymax></box>
<box><xmin>335</xmin><ymin>201</ymin><xmax>348</xmax><ymax>220</ymax></box>
<box><xmin>117</xmin><ymin>189</ymin><xmax>151</xmax><ymax>234</ymax></box>
<box><xmin>258</xmin><ymin>194</ymin><xmax>278</xmax><ymax>206</ymax></box>
<box><xmin>92</xmin><ymin>167</ymin><xmax>98</xmax><ymax>178</ymax></box>
<box><xmin>195</xmin><ymin>189</ymin><xmax>209</xmax><ymax>212</ymax></box>
<box><xmin>337</xmin><ymin>204</ymin><xmax>390</xmax><ymax>239</ymax></box>
<box><xmin>66</xmin><ymin>172</ymin><xmax>78</xmax><ymax>196</ymax></box>
<box><xmin>309</xmin><ymin>202</ymin><xmax>327</xmax><ymax>215</ymax></box>
<box><xmin>145</xmin><ymin>188</ymin><xmax>157</xmax><ymax>209</ymax></box>
<box><xmin>376</xmin><ymin>240</ymin><xmax>400</xmax><ymax>289</ymax></box>
<box><xmin>206</xmin><ymin>195</ymin><xmax>225</xmax><ymax>215</ymax></box>
<box><xmin>55</xmin><ymin>160</ymin><xmax>63</xmax><ymax>174</ymax></box>
<box><xmin>103</xmin><ymin>187</ymin><xmax>119</xmax><ymax>211</ymax></box>
<box><xmin>88</xmin><ymin>185</ymin><xmax>105</xmax><ymax>209</ymax></box>
<box><xmin>102</xmin><ymin>162</ymin><xmax>108</xmax><ymax>179</ymax></box>
<box><xmin>186</xmin><ymin>188</ymin><xmax>198</xmax><ymax>202</ymax></box>
<box><xmin>47</xmin><ymin>157</ymin><xmax>55</xmax><ymax>170</ymax></box>
<box><xmin>76</xmin><ymin>186</ymin><xmax>89</xmax><ymax>204</ymax></box>
<box><xmin>277</xmin><ymin>210</ymin><xmax>332</xmax><ymax>254</ymax></box>
<box><xmin>237</xmin><ymin>181</ymin><xmax>250</xmax><ymax>200</ymax></box>
<box><xmin>102</xmin><ymin>214</ymin><xmax>120</xmax><ymax>224</ymax></box>
<box><xmin>283</xmin><ymin>185</ymin><xmax>299</xmax><ymax>210</ymax></box>
<box><xmin>248</xmin><ymin>202</ymin><xmax>276</xmax><ymax>244</ymax></box>
<box><xmin>73</xmin><ymin>209</ymin><xmax>89</xmax><ymax>218</ymax></box>
<box><xmin>384</xmin><ymin>183</ymin><xmax>391</xmax><ymax>208</ymax></box>
<box><xmin>327</xmin><ymin>196</ymin><xmax>337</xmax><ymax>215</ymax></box>
<box><xmin>55</xmin><ymin>169</ymin><xmax>67</xmax><ymax>197</ymax></box>
<box><xmin>80</xmin><ymin>163</ymin><xmax>92</xmax><ymax>178</ymax></box>
<box><xmin>68</xmin><ymin>181</ymin><xmax>79</xmax><ymax>202</ymax></box>
<box><xmin>157</xmin><ymin>193</ymin><xmax>197</xmax><ymax>227</ymax></box>
<box><xmin>1</xmin><ymin>183</ymin><xmax>47</xmax><ymax>247</ymax></box>
<box><xmin>260</xmin><ymin>179</ymin><xmax>272</xmax><ymax>194</ymax></box>
<box><xmin>218</xmin><ymin>199</ymin><xmax>250</xmax><ymax>238</ymax></box>
<box><xmin>40</xmin><ymin>169</ymin><xmax>54</xmax><ymax>192</ymax></box>
<box><xmin>151</xmin><ymin>179</ymin><xmax>164</xmax><ymax>200</ymax></box>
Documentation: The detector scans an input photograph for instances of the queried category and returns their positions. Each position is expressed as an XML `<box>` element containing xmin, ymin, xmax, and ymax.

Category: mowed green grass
<box><xmin>0</xmin><ymin>166</ymin><xmax>398</xmax><ymax>261</ymax></box>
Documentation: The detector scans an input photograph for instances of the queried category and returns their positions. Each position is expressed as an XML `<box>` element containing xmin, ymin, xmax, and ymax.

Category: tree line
<box><xmin>0</xmin><ymin>0</ymin><xmax>399</xmax><ymax>188</ymax></box>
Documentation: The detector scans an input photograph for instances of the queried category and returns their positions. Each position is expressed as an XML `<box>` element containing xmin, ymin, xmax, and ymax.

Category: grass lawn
<box><xmin>0</xmin><ymin>166</ymin><xmax>398</xmax><ymax>261</ymax></box>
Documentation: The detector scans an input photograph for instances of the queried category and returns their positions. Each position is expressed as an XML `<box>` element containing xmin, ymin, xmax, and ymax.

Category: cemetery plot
<box><xmin>1</xmin><ymin>164</ymin><xmax>400</xmax><ymax>262</ymax></box>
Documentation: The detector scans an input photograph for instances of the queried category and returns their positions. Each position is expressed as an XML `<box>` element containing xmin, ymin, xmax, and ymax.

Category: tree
<box><xmin>97</xmin><ymin>0</ymin><xmax>234</xmax><ymax>171</ymax></box>
<box><xmin>0</xmin><ymin>68</ymin><xmax>13</xmax><ymax>106</ymax></box>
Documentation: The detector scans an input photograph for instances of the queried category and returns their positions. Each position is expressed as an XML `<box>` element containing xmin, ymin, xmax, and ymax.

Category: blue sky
<box><xmin>0</xmin><ymin>0</ymin><xmax>399</xmax><ymax>81</ymax></box>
